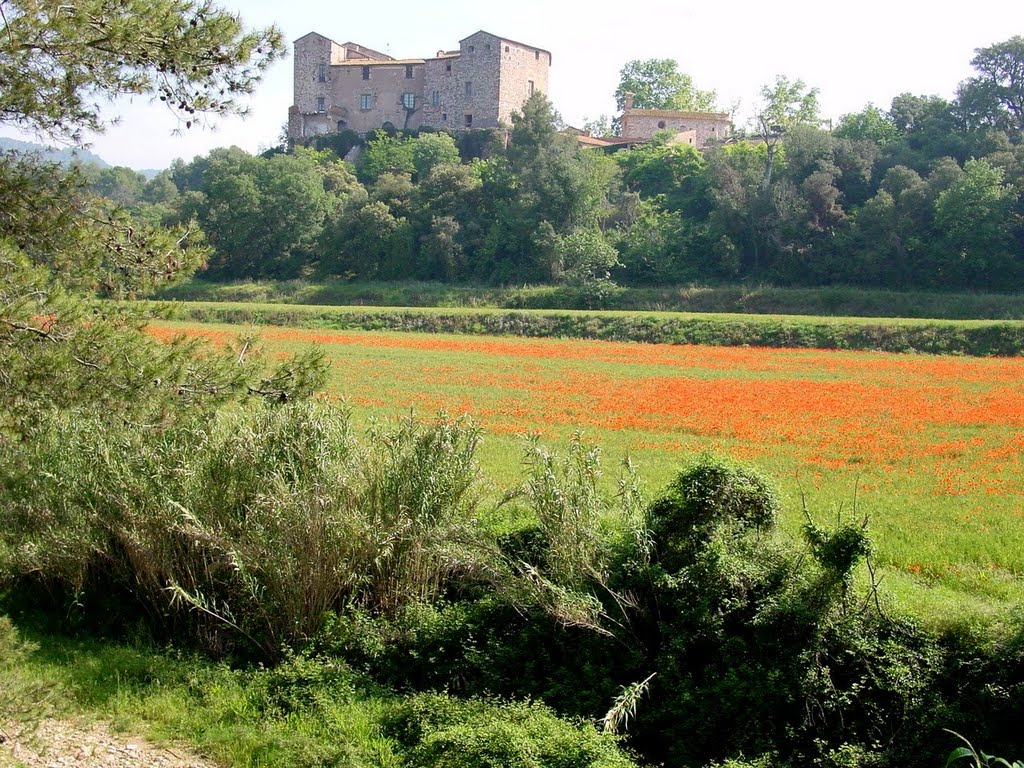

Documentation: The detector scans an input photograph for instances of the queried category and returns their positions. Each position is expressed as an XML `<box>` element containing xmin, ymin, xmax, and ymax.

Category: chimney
<box><xmin>624</xmin><ymin>91</ymin><xmax>635</xmax><ymax>110</ymax></box>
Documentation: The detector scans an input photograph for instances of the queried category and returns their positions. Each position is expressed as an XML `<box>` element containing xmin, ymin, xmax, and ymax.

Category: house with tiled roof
<box><xmin>617</xmin><ymin>92</ymin><xmax>732</xmax><ymax>148</ymax></box>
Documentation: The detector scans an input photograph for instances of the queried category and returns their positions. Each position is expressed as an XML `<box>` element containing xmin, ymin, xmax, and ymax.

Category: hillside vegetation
<box><xmin>75</xmin><ymin>37</ymin><xmax>1024</xmax><ymax>296</ymax></box>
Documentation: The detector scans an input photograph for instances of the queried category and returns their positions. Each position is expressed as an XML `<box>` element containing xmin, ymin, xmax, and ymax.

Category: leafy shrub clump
<box><xmin>384</xmin><ymin>693</ymin><xmax>637</xmax><ymax>768</ymax></box>
<box><xmin>647</xmin><ymin>454</ymin><xmax>780</xmax><ymax>571</ymax></box>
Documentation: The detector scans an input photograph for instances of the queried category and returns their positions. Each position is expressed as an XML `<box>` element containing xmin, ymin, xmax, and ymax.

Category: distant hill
<box><xmin>0</xmin><ymin>136</ymin><xmax>110</xmax><ymax>168</ymax></box>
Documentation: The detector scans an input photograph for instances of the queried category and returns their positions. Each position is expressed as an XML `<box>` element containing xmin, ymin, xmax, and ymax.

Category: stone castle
<box><xmin>288</xmin><ymin>30</ymin><xmax>551</xmax><ymax>139</ymax></box>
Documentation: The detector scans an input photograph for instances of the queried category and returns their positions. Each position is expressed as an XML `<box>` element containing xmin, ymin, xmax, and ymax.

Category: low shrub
<box><xmin>384</xmin><ymin>693</ymin><xmax>637</xmax><ymax>768</ymax></box>
<box><xmin>5</xmin><ymin>419</ymin><xmax>1024</xmax><ymax>768</ymax></box>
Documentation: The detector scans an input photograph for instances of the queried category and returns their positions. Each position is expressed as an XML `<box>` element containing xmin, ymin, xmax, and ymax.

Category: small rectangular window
<box><xmin>468</xmin><ymin>45</ymin><xmax>475</xmax><ymax>53</ymax></box>
<box><xmin>362</xmin><ymin>65</ymin><xmax>370</xmax><ymax>80</ymax></box>
<box><xmin>528</xmin><ymin>80</ymin><xmax>534</xmax><ymax>96</ymax></box>
<box><xmin>505</xmin><ymin>45</ymin><xmax>510</xmax><ymax>53</ymax></box>
<box><xmin>464</xmin><ymin>114</ymin><xmax>472</xmax><ymax>128</ymax></box>
<box><xmin>360</xmin><ymin>93</ymin><xmax>373</xmax><ymax>111</ymax></box>
<box><xmin>535</xmin><ymin>51</ymin><xmax>540</xmax><ymax>60</ymax></box>
<box><xmin>402</xmin><ymin>92</ymin><xmax>415</xmax><ymax>109</ymax></box>
<box><xmin>431</xmin><ymin>90</ymin><xmax>440</xmax><ymax>107</ymax></box>
<box><xmin>464</xmin><ymin>81</ymin><xmax>472</xmax><ymax>99</ymax></box>
<box><xmin>442</xmin><ymin>112</ymin><xmax>447</xmax><ymax>121</ymax></box>
<box><xmin>316</xmin><ymin>97</ymin><xmax>325</xmax><ymax>113</ymax></box>
<box><xmin>318</xmin><ymin>63</ymin><xmax>326</xmax><ymax>82</ymax></box>
<box><xmin>405</xmin><ymin>64</ymin><xmax>413</xmax><ymax>79</ymax></box>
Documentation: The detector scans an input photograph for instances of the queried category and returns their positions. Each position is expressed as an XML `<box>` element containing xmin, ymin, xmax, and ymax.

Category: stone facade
<box><xmin>289</xmin><ymin>30</ymin><xmax>550</xmax><ymax>139</ymax></box>
<box><xmin>619</xmin><ymin>101</ymin><xmax>732</xmax><ymax>149</ymax></box>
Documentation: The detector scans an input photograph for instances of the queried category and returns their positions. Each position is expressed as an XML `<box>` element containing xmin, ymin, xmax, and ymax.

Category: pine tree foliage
<box><xmin>0</xmin><ymin>0</ymin><xmax>284</xmax><ymax>141</ymax></box>
<box><xmin>0</xmin><ymin>0</ymin><xmax>324</xmax><ymax>442</ymax></box>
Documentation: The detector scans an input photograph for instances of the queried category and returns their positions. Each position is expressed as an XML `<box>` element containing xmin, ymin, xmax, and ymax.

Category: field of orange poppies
<box><xmin>150</xmin><ymin>320</ymin><xmax>1024</xmax><ymax>622</ymax></box>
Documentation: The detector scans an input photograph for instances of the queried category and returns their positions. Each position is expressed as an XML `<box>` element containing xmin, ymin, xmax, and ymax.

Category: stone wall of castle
<box><xmin>495</xmin><ymin>37</ymin><xmax>550</xmax><ymax>125</ymax></box>
<box><xmin>331</xmin><ymin>62</ymin><xmax>427</xmax><ymax>133</ymax></box>
<box><xmin>289</xmin><ymin>31</ymin><xmax>550</xmax><ymax>140</ymax></box>
<box><xmin>293</xmin><ymin>33</ymin><xmax>337</xmax><ymax>117</ymax></box>
<box><xmin>421</xmin><ymin>56</ymin><xmax>463</xmax><ymax>131</ymax></box>
<box><xmin>454</xmin><ymin>32</ymin><xmax>502</xmax><ymax>129</ymax></box>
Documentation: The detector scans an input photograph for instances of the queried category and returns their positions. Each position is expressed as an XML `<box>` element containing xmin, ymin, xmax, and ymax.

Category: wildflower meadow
<box><xmin>150</xmin><ymin>321</ymin><xmax>1024</xmax><ymax>623</ymax></box>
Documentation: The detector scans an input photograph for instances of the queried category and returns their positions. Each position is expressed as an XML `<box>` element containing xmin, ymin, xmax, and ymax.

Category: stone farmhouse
<box><xmin>575</xmin><ymin>92</ymin><xmax>733</xmax><ymax>151</ymax></box>
<box><xmin>618</xmin><ymin>92</ymin><xmax>732</xmax><ymax>147</ymax></box>
<box><xmin>288</xmin><ymin>30</ymin><xmax>551</xmax><ymax>140</ymax></box>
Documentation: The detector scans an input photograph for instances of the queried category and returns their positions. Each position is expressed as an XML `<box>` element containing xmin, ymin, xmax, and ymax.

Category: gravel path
<box><xmin>0</xmin><ymin>719</ymin><xmax>215</xmax><ymax>768</ymax></box>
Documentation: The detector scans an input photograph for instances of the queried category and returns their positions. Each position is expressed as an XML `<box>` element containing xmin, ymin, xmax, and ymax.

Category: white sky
<box><xmin>3</xmin><ymin>0</ymin><xmax>1022</xmax><ymax>170</ymax></box>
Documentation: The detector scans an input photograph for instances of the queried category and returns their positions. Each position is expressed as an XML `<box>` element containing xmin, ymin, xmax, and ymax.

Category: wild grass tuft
<box><xmin>0</xmin><ymin>403</ymin><xmax>491</xmax><ymax>658</ymax></box>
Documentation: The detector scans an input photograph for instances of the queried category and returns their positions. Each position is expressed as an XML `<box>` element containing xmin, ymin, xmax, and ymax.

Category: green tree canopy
<box><xmin>752</xmin><ymin>75</ymin><xmax>821</xmax><ymax>185</ymax></box>
<box><xmin>934</xmin><ymin>158</ymin><xmax>1018</xmax><ymax>284</ymax></box>
<box><xmin>614</xmin><ymin>59</ymin><xmax>718</xmax><ymax>114</ymax></box>
<box><xmin>197</xmin><ymin>148</ymin><xmax>332</xmax><ymax>278</ymax></box>
<box><xmin>616</xmin><ymin>139</ymin><xmax>707</xmax><ymax>215</ymax></box>
<box><xmin>411</xmin><ymin>132</ymin><xmax>461</xmax><ymax>180</ymax></box>
<box><xmin>956</xmin><ymin>36</ymin><xmax>1024</xmax><ymax>136</ymax></box>
<box><xmin>834</xmin><ymin>104</ymin><xmax>900</xmax><ymax>145</ymax></box>
<box><xmin>359</xmin><ymin>130</ymin><xmax>415</xmax><ymax>183</ymax></box>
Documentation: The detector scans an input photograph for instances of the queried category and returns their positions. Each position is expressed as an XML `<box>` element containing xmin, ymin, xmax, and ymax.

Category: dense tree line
<box><xmin>78</xmin><ymin>36</ymin><xmax>1024</xmax><ymax>295</ymax></box>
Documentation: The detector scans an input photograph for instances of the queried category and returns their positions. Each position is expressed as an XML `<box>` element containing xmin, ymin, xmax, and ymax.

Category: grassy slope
<box><xmin>0</xmin><ymin>617</ymin><xmax>405</xmax><ymax>767</ymax></box>
<box><xmin>1</xmin><ymin>615</ymin><xmax>634</xmax><ymax>768</ymax></box>
<box><xmin>166</xmin><ymin>300</ymin><xmax>1024</xmax><ymax>325</ymax></box>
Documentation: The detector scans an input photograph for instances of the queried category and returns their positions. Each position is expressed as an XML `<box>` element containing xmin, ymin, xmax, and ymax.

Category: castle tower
<box><xmin>422</xmin><ymin>31</ymin><xmax>551</xmax><ymax>132</ymax></box>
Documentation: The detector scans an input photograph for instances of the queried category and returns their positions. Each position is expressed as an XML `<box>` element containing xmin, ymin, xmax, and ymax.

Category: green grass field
<box><xmin>149</xmin><ymin>318</ymin><xmax>1024</xmax><ymax>629</ymax></box>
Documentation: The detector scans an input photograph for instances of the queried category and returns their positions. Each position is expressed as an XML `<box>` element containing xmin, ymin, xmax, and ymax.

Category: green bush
<box><xmin>385</xmin><ymin>694</ymin><xmax>637</xmax><ymax>768</ymax></box>
<box><xmin>618</xmin><ymin>455</ymin><xmax>945</xmax><ymax>767</ymax></box>
<box><xmin>647</xmin><ymin>455</ymin><xmax>780</xmax><ymax>572</ymax></box>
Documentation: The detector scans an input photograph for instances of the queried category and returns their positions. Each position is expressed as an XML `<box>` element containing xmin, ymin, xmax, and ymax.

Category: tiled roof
<box><xmin>340</xmin><ymin>42</ymin><xmax>392</xmax><ymax>60</ymax></box>
<box><xmin>624</xmin><ymin>109</ymin><xmax>731</xmax><ymax>121</ymax></box>
<box><xmin>575</xmin><ymin>135</ymin><xmax>620</xmax><ymax>147</ymax></box>
<box><xmin>334</xmin><ymin>59</ymin><xmax>426</xmax><ymax>67</ymax></box>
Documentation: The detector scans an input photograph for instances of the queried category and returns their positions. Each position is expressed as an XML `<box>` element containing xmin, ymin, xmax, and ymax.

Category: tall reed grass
<box><xmin>0</xmin><ymin>403</ymin><xmax>489</xmax><ymax>657</ymax></box>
